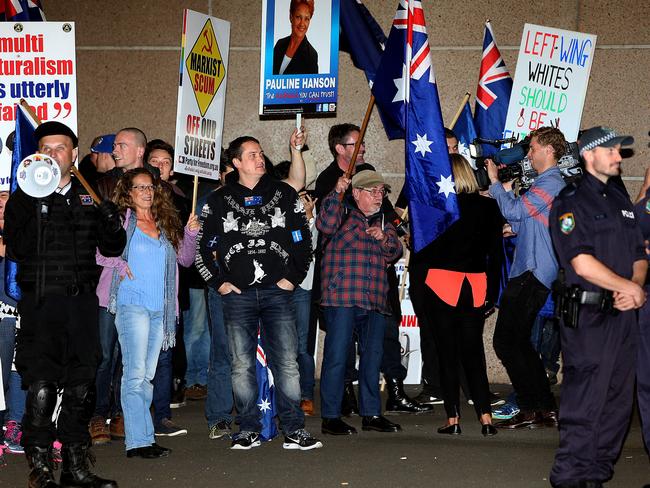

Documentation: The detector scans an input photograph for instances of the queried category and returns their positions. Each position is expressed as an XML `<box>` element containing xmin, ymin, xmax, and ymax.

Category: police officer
<box><xmin>549</xmin><ymin>126</ymin><xmax>646</xmax><ymax>488</ymax></box>
<box><xmin>4</xmin><ymin>122</ymin><xmax>125</xmax><ymax>488</ymax></box>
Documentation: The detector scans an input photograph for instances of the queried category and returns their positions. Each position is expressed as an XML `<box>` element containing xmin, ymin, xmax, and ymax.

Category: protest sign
<box><xmin>0</xmin><ymin>21</ymin><xmax>77</xmax><ymax>181</ymax></box>
<box><xmin>174</xmin><ymin>9</ymin><xmax>230</xmax><ymax>181</ymax></box>
<box><xmin>395</xmin><ymin>258</ymin><xmax>422</xmax><ymax>385</ymax></box>
<box><xmin>259</xmin><ymin>0</ymin><xmax>340</xmax><ymax>115</ymax></box>
<box><xmin>504</xmin><ymin>24</ymin><xmax>597</xmax><ymax>142</ymax></box>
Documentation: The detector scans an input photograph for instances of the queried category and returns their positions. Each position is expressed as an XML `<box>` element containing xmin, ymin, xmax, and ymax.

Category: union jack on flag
<box><xmin>474</xmin><ymin>21</ymin><xmax>512</xmax><ymax>156</ymax></box>
<box><xmin>0</xmin><ymin>0</ymin><xmax>45</xmax><ymax>21</ymax></box>
<box><xmin>372</xmin><ymin>0</ymin><xmax>459</xmax><ymax>252</ymax></box>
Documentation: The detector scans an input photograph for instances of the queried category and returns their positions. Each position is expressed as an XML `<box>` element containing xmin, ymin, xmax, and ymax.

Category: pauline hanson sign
<box><xmin>259</xmin><ymin>0</ymin><xmax>340</xmax><ymax>116</ymax></box>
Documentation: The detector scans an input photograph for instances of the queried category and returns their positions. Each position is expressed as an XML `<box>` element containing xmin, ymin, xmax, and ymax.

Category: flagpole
<box><xmin>19</xmin><ymin>98</ymin><xmax>101</xmax><ymax>204</ymax></box>
<box><xmin>344</xmin><ymin>94</ymin><xmax>375</xmax><ymax>180</ymax></box>
<box><xmin>449</xmin><ymin>92</ymin><xmax>471</xmax><ymax>130</ymax></box>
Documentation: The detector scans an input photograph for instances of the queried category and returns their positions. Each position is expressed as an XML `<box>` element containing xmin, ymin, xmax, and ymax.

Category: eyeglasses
<box><xmin>359</xmin><ymin>187</ymin><xmax>387</xmax><ymax>197</ymax></box>
<box><xmin>131</xmin><ymin>184</ymin><xmax>155</xmax><ymax>192</ymax></box>
<box><xmin>341</xmin><ymin>141</ymin><xmax>366</xmax><ymax>147</ymax></box>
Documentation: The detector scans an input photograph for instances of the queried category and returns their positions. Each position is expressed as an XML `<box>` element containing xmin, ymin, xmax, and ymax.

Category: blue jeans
<box><xmin>205</xmin><ymin>288</ymin><xmax>233</xmax><ymax>426</ymax></box>
<box><xmin>0</xmin><ymin>318</ymin><xmax>22</xmax><ymax>425</ymax></box>
<box><xmin>183</xmin><ymin>288</ymin><xmax>210</xmax><ymax>386</ymax></box>
<box><xmin>152</xmin><ymin>346</ymin><xmax>172</xmax><ymax>426</ymax></box>
<box><xmin>6</xmin><ymin>371</ymin><xmax>25</xmax><ymax>422</ymax></box>
<box><xmin>292</xmin><ymin>287</ymin><xmax>315</xmax><ymax>400</ymax></box>
<box><xmin>95</xmin><ymin>307</ymin><xmax>121</xmax><ymax>418</ymax></box>
<box><xmin>221</xmin><ymin>286</ymin><xmax>303</xmax><ymax>435</ymax></box>
<box><xmin>321</xmin><ymin>306</ymin><xmax>386</xmax><ymax>418</ymax></box>
<box><xmin>115</xmin><ymin>304</ymin><xmax>164</xmax><ymax>450</ymax></box>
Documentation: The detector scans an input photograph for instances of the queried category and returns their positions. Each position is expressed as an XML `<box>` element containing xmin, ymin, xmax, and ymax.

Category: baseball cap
<box><xmin>91</xmin><ymin>134</ymin><xmax>116</xmax><ymax>154</ymax></box>
<box><xmin>34</xmin><ymin>121</ymin><xmax>78</xmax><ymax>148</ymax></box>
<box><xmin>351</xmin><ymin>170</ymin><xmax>390</xmax><ymax>190</ymax></box>
<box><xmin>578</xmin><ymin>126</ymin><xmax>634</xmax><ymax>155</ymax></box>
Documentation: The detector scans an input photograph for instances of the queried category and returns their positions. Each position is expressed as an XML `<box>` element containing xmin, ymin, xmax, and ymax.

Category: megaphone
<box><xmin>16</xmin><ymin>153</ymin><xmax>61</xmax><ymax>198</ymax></box>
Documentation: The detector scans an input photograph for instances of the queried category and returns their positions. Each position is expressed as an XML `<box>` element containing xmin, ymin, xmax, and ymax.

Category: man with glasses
<box><xmin>318</xmin><ymin>170</ymin><xmax>403</xmax><ymax>435</ymax></box>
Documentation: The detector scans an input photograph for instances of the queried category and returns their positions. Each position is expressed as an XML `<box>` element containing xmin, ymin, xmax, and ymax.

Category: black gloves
<box><xmin>98</xmin><ymin>200</ymin><xmax>122</xmax><ymax>234</ymax></box>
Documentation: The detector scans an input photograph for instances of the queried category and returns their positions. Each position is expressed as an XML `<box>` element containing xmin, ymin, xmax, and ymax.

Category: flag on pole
<box><xmin>451</xmin><ymin>99</ymin><xmax>478</xmax><ymax>168</ymax></box>
<box><xmin>474</xmin><ymin>21</ymin><xmax>512</xmax><ymax>156</ymax></box>
<box><xmin>0</xmin><ymin>0</ymin><xmax>45</xmax><ymax>21</ymax></box>
<box><xmin>372</xmin><ymin>0</ymin><xmax>459</xmax><ymax>252</ymax></box>
<box><xmin>256</xmin><ymin>328</ymin><xmax>278</xmax><ymax>442</ymax></box>
<box><xmin>339</xmin><ymin>0</ymin><xmax>403</xmax><ymax>140</ymax></box>
<box><xmin>5</xmin><ymin>104</ymin><xmax>38</xmax><ymax>301</ymax></box>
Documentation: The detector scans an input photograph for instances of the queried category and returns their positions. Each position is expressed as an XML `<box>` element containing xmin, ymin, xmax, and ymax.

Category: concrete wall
<box><xmin>42</xmin><ymin>0</ymin><xmax>650</xmax><ymax>382</ymax></box>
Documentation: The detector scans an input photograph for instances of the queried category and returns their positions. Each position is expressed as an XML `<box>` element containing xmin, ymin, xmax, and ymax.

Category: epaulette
<box><xmin>558</xmin><ymin>181</ymin><xmax>578</xmax><ymax>198</ymax></box>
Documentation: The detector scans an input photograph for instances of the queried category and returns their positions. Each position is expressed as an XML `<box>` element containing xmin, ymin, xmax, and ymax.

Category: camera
<box><xmin>472</xmin><ymin>138</ymin><xmax>583</xmax><ymax>190</ymax></box>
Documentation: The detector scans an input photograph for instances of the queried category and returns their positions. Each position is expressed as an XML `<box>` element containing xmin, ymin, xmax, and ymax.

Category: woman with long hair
<box><xmin>421</xmin><ymin>154</ymin><xmax>503</xmax><ymax>436</ymax></box>
<box><xmin>96</xmin><ymin>168</ymin><xmax>199</xmax><ymax>458</ymax></box>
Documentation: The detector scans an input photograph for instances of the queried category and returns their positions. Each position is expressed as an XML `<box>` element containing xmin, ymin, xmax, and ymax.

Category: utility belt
<box><xmin>20</xmin><ymin>281</ymin><xmax>96</xmax><ymax>297</ymax></box>
<box><xmin>552</xmin><ymin>272</ymin><xmax>617</xmax><ymax>328</ymax></box>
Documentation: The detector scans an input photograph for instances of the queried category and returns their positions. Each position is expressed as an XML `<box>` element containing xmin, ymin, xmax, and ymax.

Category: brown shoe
<box><xmin>185</xmin><ymin>384</ymin><xmax>208</xmax><ymax>401</ymax></box>
<box><xmin>89</xmin><ymin>415</ymin><xmax>110</xmax><ymax>445</ymax></box>
<box><xmin>495</xmin><ymin>411</ymin><xmax>544</xmax><ymax>429</ymax></box>
<box><xmin>540</xmin><ymin>410</ymin><xmax>559</xmax><ymax>428</ymax></box>
<box><xmin>109</xmin><ymin>414</ymin><xmax>125</xmax><ymax>439</ymax></box>
<box><xmin>300</xmin><ymin>399</ymin><xmax>314</xmax><ymax>416</ymax></box>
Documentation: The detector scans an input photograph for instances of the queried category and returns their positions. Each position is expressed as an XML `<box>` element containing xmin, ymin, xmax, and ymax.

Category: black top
<box><xmin>417</xmin><ymin>192</ymin><xmax>504</xmax><ymax>304</ymax></box>
<box><xmin>273</xmin><ymin>35</ymin><xmax>319</xmax><ymax>75</ymax></box>
<box><xmin>550</xmin><ymin>172</ymin><xmax>645</xmax><ymax>291</ymax></box>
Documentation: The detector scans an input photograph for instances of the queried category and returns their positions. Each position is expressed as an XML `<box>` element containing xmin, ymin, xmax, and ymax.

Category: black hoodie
<box><xmin>196</xmin><ymin>173</ymin><xmax>311</xmax><ymax>291</ymax></box>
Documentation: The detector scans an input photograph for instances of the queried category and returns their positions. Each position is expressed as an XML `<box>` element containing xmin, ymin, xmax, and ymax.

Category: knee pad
<box><xmin>62</xmin><ymin>382</ymin><xmax>97</xmax><ymax>423</ymax></box>
<box><xmin>25</xmin><ymin>381</ymin><xmax>58</xmax><ymax>428</ymax></box>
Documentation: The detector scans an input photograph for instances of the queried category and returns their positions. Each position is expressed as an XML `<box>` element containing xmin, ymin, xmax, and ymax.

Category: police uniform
<box><xmin>633</xmin><ymin>187</ymin><xmax>650</xmax><ymax>454</ymax></box>
<box><xmin>549</xmin><ymin>172</ymin><xmax>644</xmax><ymax>486</ymax></box>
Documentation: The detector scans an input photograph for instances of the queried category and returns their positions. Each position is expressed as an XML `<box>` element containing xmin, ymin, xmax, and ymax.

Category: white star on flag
<box><xmin>258</xmin><ymin>398</ymin><xmax>272</xmax><ymax>413</ymax></box>
<box><xmin>392</xmin><ymin>63</ymin><xmax>407</xmax><ymax>103</ymax></box>
<box><xmin>411</xmin><ymin>133</ymin><xmax>433</xmax><ymax>157</ymax></box>
<box><xmin>436</xmin><ymin>175</ymin><xmax>456</xmax><ymax>198</ymax></box>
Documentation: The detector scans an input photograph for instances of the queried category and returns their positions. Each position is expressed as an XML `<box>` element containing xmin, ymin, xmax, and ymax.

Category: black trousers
<box><xmin>381</xmin><ymin>316</ymin><xmax>407</xmax><ymax>380</ymax></box>
<box><xmin>424</xmin><ymin>279</ymin><xmax>491</xmax><ymax>418</ymax></box>
<box><xmin>492</xmin><ymin>271</ymin><xmax>555</xmax><ymax>412</ymax></box>
<box><xmin>17</xmin><ymin>291</ymin><xmax>101</xmax><ymax>447</ymax></box>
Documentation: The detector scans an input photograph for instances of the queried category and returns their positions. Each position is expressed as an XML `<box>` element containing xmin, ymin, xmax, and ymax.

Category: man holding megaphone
<box><xmin>3</xmin><ymin>121</ymin><xmax>126</xmax><ymax>488</ymax></box>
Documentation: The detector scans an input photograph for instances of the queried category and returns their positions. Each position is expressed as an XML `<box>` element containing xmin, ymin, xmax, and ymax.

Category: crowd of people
<box><xmin>0</xmin><ymin>118</ymin><xmax>647</xmax><ymax>488</ymax></box>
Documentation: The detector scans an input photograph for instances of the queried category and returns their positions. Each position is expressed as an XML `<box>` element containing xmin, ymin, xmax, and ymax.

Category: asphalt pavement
<box><xmin>0</xmin><ymin>385</ymin><xmax>647</xmax><ymax>488</ymax></box>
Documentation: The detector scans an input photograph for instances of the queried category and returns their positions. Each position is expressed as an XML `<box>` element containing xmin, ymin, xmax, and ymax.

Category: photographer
<box><xmin>549</xmin><ymin>127</ymin><xmax>645</xmax><ymax>488</ymax></box>
<box><xmin>486</xmin><ymin>126</ymin><xmax>566</xmax><ymax>429</ymax></box>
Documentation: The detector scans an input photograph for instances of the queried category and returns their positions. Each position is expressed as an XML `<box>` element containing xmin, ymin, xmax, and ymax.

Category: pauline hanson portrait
<box><xmin>273</xmin><ymin>0</ymin><xmax>327</xmax><ymax>75</ymax></box>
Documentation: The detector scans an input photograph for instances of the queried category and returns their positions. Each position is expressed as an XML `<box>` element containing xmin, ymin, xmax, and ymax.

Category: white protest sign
<box><xmin>174</xmin><ymin>10</ymin><xmax>230</xmax><ymax>181</ymax></box>
<box><xmin>504</xmin><ymin>24</ymin><xmax>597</xmax><ymax>142</ymax></box>
<box><xmin>395</xmin><ymin>258</ymin><xmax>422</xmax><ymax>385</ymax></box>
<box><xmin>0</xmin><ymin>21</ymin><xmax>77</xmax><ymax>182</ymax></box>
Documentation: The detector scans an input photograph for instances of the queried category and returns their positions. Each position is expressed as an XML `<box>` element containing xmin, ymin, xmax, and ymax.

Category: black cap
<box><xmin>578</xmin><ymin>126</ymin><xmax>633</xmax><ymax>155</ymax></box>
<box><xmin>34</xmin><ymin>121</ymin><xmax>78</xmax><ymax>148</ymax></box>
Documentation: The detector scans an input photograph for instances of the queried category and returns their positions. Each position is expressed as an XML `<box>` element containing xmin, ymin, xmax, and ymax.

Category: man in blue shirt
<box><xmin>486</xmin><ymin>127</ymin><xmax>566</xmax><ymax>429</ymax></box>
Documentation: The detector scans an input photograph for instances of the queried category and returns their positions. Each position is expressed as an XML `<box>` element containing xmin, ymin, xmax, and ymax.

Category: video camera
<box><xmin>472</xmin><ymin>137</ymin><xmax>583</xmax><ymax>190</ymax></box>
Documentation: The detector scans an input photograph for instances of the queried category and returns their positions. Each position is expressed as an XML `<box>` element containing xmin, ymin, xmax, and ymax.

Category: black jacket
<box><xmin>196</xmin><ymin>174</ymin><xmax>311</xmax><ymax>291</ymax></box>
<box><xmin>273</xmin><ymin>35</ymin><xmax>318</xmax><ymax>75</ymax></box>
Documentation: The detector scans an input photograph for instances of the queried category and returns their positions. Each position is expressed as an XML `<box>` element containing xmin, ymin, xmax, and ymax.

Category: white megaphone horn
<box><xmin>16</xmin><ymin>153</ymin><xmax>61</xmax><ymax>198</ymax></box>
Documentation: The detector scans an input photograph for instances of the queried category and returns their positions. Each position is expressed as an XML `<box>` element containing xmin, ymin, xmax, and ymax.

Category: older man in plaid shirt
<box><xmin>317</xmin><ymin>170</ymin><xmax>403</xmax><ymax>436</ymax></box>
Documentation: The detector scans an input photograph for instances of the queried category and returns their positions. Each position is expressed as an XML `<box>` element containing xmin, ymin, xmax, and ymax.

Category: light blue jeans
<box><xmin>183</xmin><ymin>288</ymin><xmax>210</xmax><ymax>386</ymax></box>
<box><xmin>115</xmin><ymin>304</ymin><xmax>164</xmax><ymax>451</ymax></box>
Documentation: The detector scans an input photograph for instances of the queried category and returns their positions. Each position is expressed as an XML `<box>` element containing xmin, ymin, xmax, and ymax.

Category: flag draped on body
<box><xmin>371</xmin><ymin>0</ymin><xmax>459</xmax><ymax>252</ymax></box>
<box><xmin>474</xmin><ymin>21</ymin><xmax>512</xmax><ymax>156</ymax></box>
<box><xmin>0</xmin><ymin>0</ymin><xmax>45</xmax><ymax>21</ymax></box>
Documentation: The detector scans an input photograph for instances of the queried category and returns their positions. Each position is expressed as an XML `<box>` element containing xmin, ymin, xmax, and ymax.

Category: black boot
<box><xmin>340</xmin><ymin>382</ymin><xmax>359</xmax><ymax>416</ymax></box>
<box><xmin>385</xmin><ymin>377</ymin><xmax>433</xmax><ymax>413</ymax></box>
<box><xmin>59</xmin><ymin>443</ymin><xmax>118</xmax><ymax>488</ymax></box>
<box><xmin>26</xmin><ymin>446</ymin><xmax>60</xmax><ymax>488</ymax></box>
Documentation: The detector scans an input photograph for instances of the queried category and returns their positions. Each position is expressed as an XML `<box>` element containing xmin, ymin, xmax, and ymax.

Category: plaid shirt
<box><xmin>317</xmin><ymin>190</ymin><xmax>402</xmax><ymax>314</ymax></box>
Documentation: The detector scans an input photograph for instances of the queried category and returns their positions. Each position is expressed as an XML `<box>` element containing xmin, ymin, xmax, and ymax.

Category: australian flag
<box><xmin>5</xmin><ymin>105</ymin><xmax>38</xmax><ymax>301</ymax></box>
<box><xmin>474</xmin><ymin>21</ymin><xmax>512</xmax><ymax>156</ymax></box>
<box><xmin>0</xmin><ymin>0</ymin><xmax>45</xmax><ymax>21</ymax></box>
<box><xmin>451</xmin><ymin>99</ymin><xmax>478</xmax><ymax>168</ymax></box>
<box><xmin>256</xmin><ymin>329</ymin><xmax>278</xmax><ymax>442</ymax></box>
<box><xmin>339</xmin><ymin>0</ymin><xmax>403</xmax><ymax>140</ymax></box>
<box><xmin>372</xmin><ymin>0</ymin><xmax>459</xmax><ymax>252</ymax></box>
